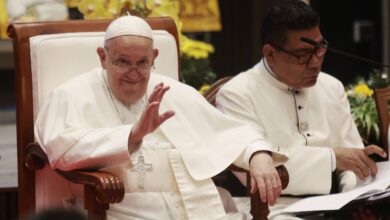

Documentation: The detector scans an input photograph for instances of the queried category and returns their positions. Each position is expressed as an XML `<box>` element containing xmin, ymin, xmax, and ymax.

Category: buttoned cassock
<box><xmin>216</xmin><ymin>59</ymin><xmax>363</xmax><ymax>202</ymax></box>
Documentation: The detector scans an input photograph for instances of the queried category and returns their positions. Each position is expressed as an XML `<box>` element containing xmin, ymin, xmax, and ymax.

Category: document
<box><xmin>283</xmin><ymin>161</ymin><xmax>390</xmax><ymax>213</ymax></box>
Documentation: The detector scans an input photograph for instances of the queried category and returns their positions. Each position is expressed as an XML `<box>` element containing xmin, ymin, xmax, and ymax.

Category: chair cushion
<box><xmin>30</xmin><ymin>30</ymin><xmax>178</xmax><ymax>119</ymax></box>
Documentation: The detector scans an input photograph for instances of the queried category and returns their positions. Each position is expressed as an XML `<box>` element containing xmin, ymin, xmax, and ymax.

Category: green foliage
<box><xmin>348</xmin><ymin>91</ymin><xmax>379</xmax><ymax>142</ymax></box>
<box><xmin>346</xmin><ymin>70</ymin><xmax>389</xmax><ymax>142</ymax></box>
<box><xmin>180</xmin><ymin>55</ymin><xmax>217</xmax><ymax>90</ymax></box>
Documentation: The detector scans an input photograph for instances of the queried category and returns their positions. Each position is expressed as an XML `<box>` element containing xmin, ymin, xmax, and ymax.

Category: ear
<box><xmin>263</xmin><ymin>44</ymin><xmax>275</xmax><ymax>65</ymax></box>
<box><xmin>97</xmin><ymin>47</ymin><xmax>107</xmax><ymax>69</ymax></box>
<box><xmin>152</xmin><ymin>48</ymin><xmax>159</xmax><ymax>65</ymax></box>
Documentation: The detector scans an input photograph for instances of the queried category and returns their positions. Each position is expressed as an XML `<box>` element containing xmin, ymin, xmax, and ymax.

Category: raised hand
<box><xmin>128</xmin><ymin>83</ymin><xmax>175</xmax><ymax>153</ymax></box>
<box><xmin>334</xmin><ymin>145</ymin><xmax>387</xmax><ymax>179</ymax></box>
<box><xmin>249</xmin><ymin>152</ymin><xmax>281</xmax><ymax>206</ymax></box>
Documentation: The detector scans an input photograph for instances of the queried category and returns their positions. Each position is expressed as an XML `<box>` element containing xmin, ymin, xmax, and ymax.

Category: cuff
<box><xmin>330</xmin><ymin>148</ymin><xmax>336</xmax><ymax>172</ymax></box>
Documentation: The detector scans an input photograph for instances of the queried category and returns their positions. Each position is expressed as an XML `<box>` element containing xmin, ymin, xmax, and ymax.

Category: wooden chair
<box><xmin>8</xmin><ymin>17</ymin><xmax>180</xmax><ymax>220</ymax></box>
<box><xmin>8</xmin><ymin>17</ymin><xmax>280</xmax><ymax>220</ymax></box>
<box><xmin>204</xmin><ymin>77</ymin><xmax>289</xmax><ymax>220</ymax></box>
<box><xmin>373</xmin><ymin>87</ymin><xmax>390</xmax><ymax>159</ymax></box>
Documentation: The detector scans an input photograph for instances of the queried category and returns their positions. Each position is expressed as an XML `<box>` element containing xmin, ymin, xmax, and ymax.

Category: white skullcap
<box><xmin>105</xmin><ymin>15</ymin><xmax>153</xmax><ymax>41</ymax></box>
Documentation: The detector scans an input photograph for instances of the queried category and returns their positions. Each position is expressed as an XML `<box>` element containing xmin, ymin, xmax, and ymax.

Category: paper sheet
<box><xmin>283</xmin><ymin>161</ymin><xmax>390</xmax><ymax>213</ymax></box>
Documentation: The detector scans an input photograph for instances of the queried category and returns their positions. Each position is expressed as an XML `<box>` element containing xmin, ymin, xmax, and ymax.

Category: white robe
<box><xmin>216</xmin><ymin>60</ymin><xmax>364</xmax><ymax>217</ymax></box>
<box><xmin>34</xmin><ymin>68</ymin><xmax>287</xmax><ymax>219</ymax></box>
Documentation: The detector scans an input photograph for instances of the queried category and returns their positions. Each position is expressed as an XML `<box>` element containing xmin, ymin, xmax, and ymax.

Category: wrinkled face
<box><xmin>97</xmin><ymin>35</ymin><xmax>158</xmax><ymax>105</ymax></box>
<box><xmin>264</xmin><ymin>27</ymin><xmax>326</xmax><ymax>89</ymax></box>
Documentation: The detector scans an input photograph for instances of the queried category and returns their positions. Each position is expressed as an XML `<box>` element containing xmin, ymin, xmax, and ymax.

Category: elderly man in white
<box><xmin>34</xmin><ymin>15</ymin><xmax>287</xmax><ymax>220</ymax></box>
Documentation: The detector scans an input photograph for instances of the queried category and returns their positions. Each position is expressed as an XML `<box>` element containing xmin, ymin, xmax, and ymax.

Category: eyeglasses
<box><xmin>270</xmin><ymin>39</ymin><xmax>328</xmax><ymax>65</ymax></box>
<box><xmin>104</xmin><ymin>47</ymin><xmax>152</xmax><ymax>74</ymax></box>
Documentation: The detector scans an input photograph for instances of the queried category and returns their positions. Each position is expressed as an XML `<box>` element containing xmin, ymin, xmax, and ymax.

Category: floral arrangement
<box><xmin>67</xmin><ymin>0</ymin><xmax>217</xmax><ymax>90</ymax></box>
<box><xmin>346</xmin><ymin>70</ymin><xmax>390</xmax><ymax>143</ymax></box>
<box><xmin>180</xmin><ymin>39</ymin><xmax>216</xmax><ymax>90</ymax></box>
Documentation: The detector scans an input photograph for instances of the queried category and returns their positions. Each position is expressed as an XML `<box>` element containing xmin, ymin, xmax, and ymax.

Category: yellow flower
<box><xmin>354</xmin><ymin>83</ymin><xmax>374</xmax><ymax>96</ymax></box>
<box><xmin>198</xmin><ymin>84</ymin><xmax>210</xmax><ymax>94</ymax></box>
<box><xmin>354</xmin><ymin>83</ymin><xmax>373</xmax><ymax>97</ymax></box>
<box><xmin>181</xmin><ymin>38</ymin><xmax>215</xmax><ymax>59</ymax></box>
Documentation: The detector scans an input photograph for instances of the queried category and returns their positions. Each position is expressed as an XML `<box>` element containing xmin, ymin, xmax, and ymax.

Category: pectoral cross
<box><xmin>131</xmin><ymin>152</ymin><xmax>153</xmax><ymax>189</ymax></box>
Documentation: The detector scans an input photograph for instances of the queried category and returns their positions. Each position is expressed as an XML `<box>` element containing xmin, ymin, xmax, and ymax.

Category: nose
<box><xmin>307</xmin><ymin>54</ymin><xmax>324</xmax><ymax>69</ymax></box>
<box><xmin>125</xmin><ymin>67</ymin><xmax>142</xmax><ymax>78</ymax></box>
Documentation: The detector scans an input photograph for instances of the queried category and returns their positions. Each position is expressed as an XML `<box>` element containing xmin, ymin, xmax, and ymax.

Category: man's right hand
<box><xmin>128</xmin><ymin>83</ymin><xmax>175</xmax><ymax>153</ymax></box>
<box><xmin>334</xmin><ymin>145</ymin><xmax>387</xmax><ymax>179</ymax></box>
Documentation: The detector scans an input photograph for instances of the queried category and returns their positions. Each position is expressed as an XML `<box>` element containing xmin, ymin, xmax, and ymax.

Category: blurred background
<box><xmin>0</xmin><ymin>0</ymin><xmax>389</xmax><ymax>219</ymax></box>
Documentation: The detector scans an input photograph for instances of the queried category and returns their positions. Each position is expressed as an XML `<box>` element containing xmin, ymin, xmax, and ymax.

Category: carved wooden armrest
<box><xmin>25</xmin><ymin>142</ymin><xmax>49</xmax><ymax>170</ymax></box>
<box><xmin>25</xmin><ymin>142</ymin><xmax>125</xmax><ymax>206</ymax></box>
<box><xmin>56</xmin><ymin>169</ymin><xmax>125</xmax><ymax>205</ymax></box>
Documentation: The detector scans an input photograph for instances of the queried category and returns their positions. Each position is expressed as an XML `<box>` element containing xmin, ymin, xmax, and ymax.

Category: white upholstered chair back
<box><xmin>9</xmin><ymin>17</ymin><xmax>181</xmax><ymax>219</ymax></box>
<box><xmin>29</xmin><ymin>28</ymin><xmax>179</xmax><ymax>212</ymax></box>
<box><xmin>30</xmin><ymin>30</ymin><xmax>179</xmax><ymax>119</ymax></box>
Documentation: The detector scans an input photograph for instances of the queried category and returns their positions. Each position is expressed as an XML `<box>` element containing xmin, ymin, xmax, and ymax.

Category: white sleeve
<box><xmin>233</xmin><ymin>139</ymin><xmax>287</xmax><ymax>171</ymax></box>
<box><xmin>34</xmin><ymin>91</ymin><xmax>133</xmax><ymax>171</ymax></box>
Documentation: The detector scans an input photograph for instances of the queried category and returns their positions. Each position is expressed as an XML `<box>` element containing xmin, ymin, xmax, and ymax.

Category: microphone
<box><xmin>300</xmin><ymin>37</ymin><xmax>390</xmax><ymax>69</ymax></box>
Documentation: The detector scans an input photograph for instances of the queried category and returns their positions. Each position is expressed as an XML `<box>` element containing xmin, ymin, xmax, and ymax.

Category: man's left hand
<box><xmin>249</xmin><ymin>152</ymin><xmax>281</xmax><ymax>206</ymax></box>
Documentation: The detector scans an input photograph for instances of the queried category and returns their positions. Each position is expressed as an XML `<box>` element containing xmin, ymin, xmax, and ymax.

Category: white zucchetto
<box><xmin>105</xmin><ymin>15</ymin><xmax>153</xmax><ymax>41</ymax></box>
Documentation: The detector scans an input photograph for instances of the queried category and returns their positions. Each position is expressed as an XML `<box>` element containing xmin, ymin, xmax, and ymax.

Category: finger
<box><xmin>155</xmin><ymin>85</ymin><xmax>170</xmax><ymax>102</ymax></box>
<box><xmin>250</xmin><ymin>177</ymin><xmax>258</xmax><ymax>194</ymax></box>
<box><xmin>148</xmin><ymin>83</ymin><xmax>164</xmax><ymax>102</ymax></box>
<box><xmin>264</xmin><ymin>176</ymin><xmax>275</xmax><ymax>205</ymax></box>
<box><xmin>159</xmin><ymin>111</ymin><xmax>175</xmax><ymax>124</ymax></box>
<box><xmin>364</xmin><ymin>145</ymin><xmax>387</xmax><ymax>158</ymax></box>
<box><xmin>357</xmin><ymin>159</ymin><xmax>372</xmax><ymax>178</ymax></box>
<box><xmin>276</xmin><ymin>171</ymin><xmax>282</xmax><ymax>188</ymax></box>
<box><xmin>352</xmin><ymin>163</ymin><xmax>366</xmax><ymax>179</ymax></box>
<box><xmin>139</xmin><ymin>102</ymin><xmax>160</xmax><ymax>128</ymax></box>
<box><xmin>254</xmin><ymin>176</ymin><xmax>267</xmax><ymax>203</ymax></box>
<box><xmin>360</xmin><ymin>154</ymin><xmax>378</xmax><ymax>176</ymax></box>
<box><xmin>144</xmin><ymin>101</ymin><xmax>160</xmax><ymax>116</ymax></box>
<box><xmin>272</xmin><ymin>175</ymin><xmax>282</xmax><ymax>198</ymax></box>
<box><xmin>358</xmin><ymin>161</ymin><xmax>371</xmax><ymax>178</ymax></box>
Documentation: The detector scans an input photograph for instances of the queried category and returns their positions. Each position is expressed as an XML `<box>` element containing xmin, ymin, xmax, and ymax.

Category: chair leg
<box><xmin>84</xmin><ymin>186</ymin><xmax>109</xmax><ymax>220</ymax></box>
<box><xmin>250</xmin><ymin>193</ymin><xmax>269</xmax><ymax>220</ymax></box>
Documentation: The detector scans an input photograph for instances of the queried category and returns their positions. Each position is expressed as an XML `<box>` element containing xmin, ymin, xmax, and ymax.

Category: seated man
<box><xmin>216</xmin><ymin>0</ymin><xmax>386</xmax><ymax>218</ymax></box>
<box><xmin>34</xmin><ymin>15</ymin><xmax>288</xmax><ymax>219</ymax></box>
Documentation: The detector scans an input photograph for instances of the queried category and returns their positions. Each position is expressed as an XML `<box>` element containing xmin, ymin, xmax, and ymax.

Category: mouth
<box><xmin>306</xmin><ymin>71</ymin><xmax>319</xmax><ymax>78</ymax></box>
<box><xmin>123</xmin><ymin>79</ymin><xmax>141</xmax><ymax>84</ymax></box>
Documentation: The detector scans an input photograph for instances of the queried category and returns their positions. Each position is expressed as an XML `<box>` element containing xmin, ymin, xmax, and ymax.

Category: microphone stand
<box><xmin>300</xmin><ymin>37</ymin><xmax>390</xmax><ymax>70</ymax></box>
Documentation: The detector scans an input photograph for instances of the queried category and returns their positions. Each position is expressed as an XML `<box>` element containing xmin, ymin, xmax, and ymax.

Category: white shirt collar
<box><xmin>261</xmin><ymin>59</ymin><xmax>302</xmax><ymax>94</ymax></box>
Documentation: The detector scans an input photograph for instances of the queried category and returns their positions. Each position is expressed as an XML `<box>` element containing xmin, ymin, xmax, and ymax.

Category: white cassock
<box><xmin>216</xmin><ymin>59</ymin><xmax>364</xmax><ymax>219</ymax></box>
<box><xmin>34</xmin><ymin>67</ymin><xmax>287</xmax><ymax>220</ymax></box>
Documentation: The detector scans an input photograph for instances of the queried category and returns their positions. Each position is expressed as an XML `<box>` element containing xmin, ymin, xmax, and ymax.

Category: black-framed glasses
<box><xmin>104</xmin><ymin>47</ymin><xmax>153</xmax><ymax>74</ymax></box>
<box><xmin>270</xmin><ymin>39</ymin><xmax>328</xmax><ymax>65</ymax></box>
